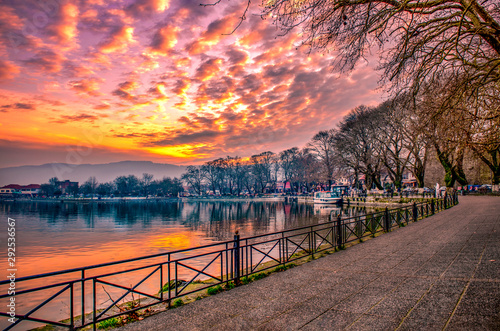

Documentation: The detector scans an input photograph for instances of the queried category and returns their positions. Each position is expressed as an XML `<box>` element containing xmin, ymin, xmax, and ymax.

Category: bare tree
<box><xmin>457</xmin><ymin>86</ymin><xmax>500</xmax><ymax>184</ymax></box>
<box><xmin>376</xmin><ymin>99</ymin><xmax>413</xmax><ymax>190</ymax></box>
<box><xmin>294</xmin><ymin>147</ymin><xmax>321</xmax><ymax>192</ymax></box>
<box><xmin>226</xmin><ymin>156</ymin><xmax>246</xmax><ymax>195</ymax></box>
<box><xmin>181</xmin><ymin>166</ymin><xmax>204</xmax><ymax>195</ymax></box>
<box><xmin>334</xmin><ymin>106</ymin><xmax>385</xmax><ymax>190</ymax></box>
<box><xmin>262</xmin><ymin>0</ymin><xmax>500</xmax><ymax>98</ymax></box>
<box><xmin>279</xmin><ymin>147</ymin><xmax>300</xmax><ymax>188</ymax></box>
<box><xmin>417</xmin><ymin>79</ymin><xmax>470</xmax><ymax>188</ymax></box>
<box><xmin>250</xmin><ymin>151</ymin><xmax>277</xmax><ymax>193</ymax></box>
<box><xmin>201</xmin><ymin>160</ymin><xmax>220</xmax><ymax>195</ymax></box>
<box><xmin>396</xmin><ymin>95</ymin><xmax>431</xmax><ymax>188</ymax></box>
<box><xmin>141</xmin><ymin>173</ymin><xmax>154</xmax><ymax>196</ymax></box>
<box><xmin>308</xmin><ymin>130</ymin><xmax>336</xmax><ymax>186</ymax></box>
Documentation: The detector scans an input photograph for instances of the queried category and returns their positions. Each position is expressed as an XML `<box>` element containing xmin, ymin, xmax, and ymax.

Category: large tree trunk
<box><xmin>435</xmin><ymin>143</ymin><xmax>468</xmax><ymax>187</ymax></box>
<box><xmin>413</xmin><ymin>156</ymin><xmax>426</xmax><ymax>188</ymax></box>
<box><xmin>471</xmin><ymin>146</ymin><xmax>500</xmax><ymax>185</ymax></box>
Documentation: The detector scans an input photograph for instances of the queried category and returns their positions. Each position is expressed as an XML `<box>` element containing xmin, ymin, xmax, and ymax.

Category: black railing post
<box><xmin>336</xmin><ymin>215</ymin><xmax>343</xmax><ymax>249</ymax></box>
<box><xmin>444</xmin><ymin>192</ymin><xmax>448</xmax><ymax>209</ymax></box>
<box><xmin>92</xmin><ymin>278</ymin><xmax>96</xmax><ymax>331</ymax></box>
<box><xmin>81</xmin><ymin>270</ymin><xmax>85</xmax><ymax>328</ymax></box>
<box><xmin>234</xmin><ymin>231</ymin><xmax>240</xmax><ymax>286</ymax></box>
<box><xmin>431</xmin><ymin>199</ymin><xmax>435</xmax><ymax>214</ymax></box>
<box><xmin>281</xmin><ymin>232</ymin><xmax>286</xmax><ymax>265</ymax></box>
<box><xmin>384</xmin><ymin>207</ymin><xmax>390</xmax><ymax>232</ymax></box>
<box><xmin>310</xmin><ymin>226</ymin><xmax>315</xmax><ymax>258</ymax></box>
<box><xmin>70</xmin><ymin>282</ymin><xmax>74</xmax><ymax>330</ymax></box>
<box><xmin>413</xmin><ymin>203</ymin><xmax>418</xmax><ymax>222</ymax></box>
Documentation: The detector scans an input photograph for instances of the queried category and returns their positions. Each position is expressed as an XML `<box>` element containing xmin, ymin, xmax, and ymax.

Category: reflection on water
<box><xmin>0</xmin><ymin>200</ymin><xmax>372</xmax><ymax>329</ymax></box>
<box><xmin>0</xmin><ymin>200</ymin><xmax>369</xmax><ymax>277</ymax></box>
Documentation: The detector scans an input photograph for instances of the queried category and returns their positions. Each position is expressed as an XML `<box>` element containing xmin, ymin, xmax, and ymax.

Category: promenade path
<box><xmin>120</xmin><ymin>196</ymin><xmax>499</xmax><ymax>330</ymax></box>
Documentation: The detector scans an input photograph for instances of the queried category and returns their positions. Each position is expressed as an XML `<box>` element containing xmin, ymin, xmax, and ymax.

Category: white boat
<box><xmin>313</xmin><ymin>191</ymin><xmax>342</xmax><ymax>204</ymax></box>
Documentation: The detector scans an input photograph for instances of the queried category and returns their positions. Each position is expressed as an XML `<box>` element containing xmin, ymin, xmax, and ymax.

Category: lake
<box><xmin>0</xmin><ymin>199</ymin><xmax>372</xmax><ymax>277</ymax></box>
<box><xmin>0</xmin><ymin>199</ymin><xmax>370</xmax><ymax>329</ymax></box>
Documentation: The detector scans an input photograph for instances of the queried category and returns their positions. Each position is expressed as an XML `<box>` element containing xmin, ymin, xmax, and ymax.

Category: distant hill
<box><xmin>0</xmin><ymin>161</ymin><xmax>187</xmax><ymax>186</ymax></box>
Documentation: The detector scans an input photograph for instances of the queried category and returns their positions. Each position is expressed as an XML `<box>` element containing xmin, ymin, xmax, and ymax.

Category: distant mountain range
<box><xmin>0</xmin><ymin>161</ymin><xmax>187</xmax><ymax>186</ymax></box>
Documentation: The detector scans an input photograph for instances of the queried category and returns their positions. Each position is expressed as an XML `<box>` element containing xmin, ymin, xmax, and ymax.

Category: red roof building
<box><xmin>0</xmin><ymin>184</ymin><xmax>41</xmax><ymax>196</ymax></box>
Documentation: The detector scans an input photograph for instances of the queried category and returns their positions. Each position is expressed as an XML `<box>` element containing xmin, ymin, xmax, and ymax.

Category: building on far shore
<box><xmin>0</xmin><ymin>184</ymin><xmax>41</xmax><ymax>197</ymax></box>
<box><xmin>56</xmin><ymin>180</ymin><xmax>79</xmax><ymax>194</ymax></box>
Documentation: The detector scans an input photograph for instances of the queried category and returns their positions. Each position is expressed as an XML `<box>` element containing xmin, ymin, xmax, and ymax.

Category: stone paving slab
<box><xmin>119</xmin><ymin>196</ymin><xmax>500</xmax><ymax>330</ymax></box>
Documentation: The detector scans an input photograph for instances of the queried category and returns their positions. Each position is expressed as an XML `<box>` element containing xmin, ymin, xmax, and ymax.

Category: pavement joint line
<box><xmin>342</xmin><ymin>236</ymin><xmax>449</xmax><ymax>328</ymax></box>
<box><xmin>297</xmin><ymin>228</ymin><xmax>432</xmax><ymax>330</ymax></box>
<box><xmin>394</xmin><ymin>219</ymin><xmax>478</xmax><ymax>330</ymax></box>
<box><xmin>443</xmin><ymin>236</ymin><xmax>488</xmax><ymax>330</ymax></box>
<box><xmin>300</xmin><ymin>206</ymin><xmax>465</xmax><ymax>330</ymax></box>
<box><xmin>296</xmin><ymin>272</ymin><xmax>387</xmax><ymax>329</ymax></box>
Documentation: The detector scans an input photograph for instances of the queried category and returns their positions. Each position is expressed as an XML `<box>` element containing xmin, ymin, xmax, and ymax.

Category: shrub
<box><xmin>224</xmin><ymin>281</ymin><xmax>235</xmax><ymax>290</ymax></box>
<box><xmin>207</xmin><ymin>285</ymin><xmax>223</xmax><ymax>295</ymax></box>
<box><xmin>172</xmin><ymin>299</ymin><xmax>184</xmax><ymax>308</ymax></box>
<box><xmin>98</xmin><ymin>317</ymin><xmax>120</xmax><ymax>329</ymax></box>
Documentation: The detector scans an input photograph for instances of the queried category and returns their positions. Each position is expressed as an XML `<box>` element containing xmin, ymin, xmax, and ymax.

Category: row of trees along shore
<box><xmin>183</xmin><ymin>0</ymin><xmax>500</xmax><ymax>194</ymax></box>
<box><xmin>40</xmin><ymin>175</ymin><xmax>183</xmax><ymax>197</ymax></box>
<box><xmin>182</xmin><ymin>87</ymin><xmax>499</xmax><ymax>195</ymax></box>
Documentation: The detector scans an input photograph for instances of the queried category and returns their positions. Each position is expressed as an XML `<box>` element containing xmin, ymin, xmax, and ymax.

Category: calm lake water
<box><xmin>0</xmin><ymin>200</ymin><xmax>370</xmax><ymax>329</ymax></box>
<box><xmin>0</xmin><ymin>199</ymin><xmax>370</xmax><ymax>277</ymax></box>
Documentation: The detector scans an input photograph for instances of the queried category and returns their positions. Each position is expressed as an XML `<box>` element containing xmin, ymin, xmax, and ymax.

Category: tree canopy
<box><xmin>262</xmin><ymin>0</ymin><xmax>500</xmax><ymax>97</ymax></box>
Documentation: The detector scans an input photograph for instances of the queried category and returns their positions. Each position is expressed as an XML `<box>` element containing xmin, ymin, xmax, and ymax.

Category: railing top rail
<box><xmin>0</xmin><ymin>198</ymin><xmax>447</xmax><ymax>286</ymax></box>
<box><xmin>0</xmin><ymin>239</ymin><xmax>234</xmax><ymax>285</ymax></box>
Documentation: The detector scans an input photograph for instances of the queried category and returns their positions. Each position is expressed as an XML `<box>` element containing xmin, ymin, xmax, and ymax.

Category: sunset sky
<box><xmin>0</xmin><ymin>0</ymin><xmax>385</xmax><ymax>168</ymax></box>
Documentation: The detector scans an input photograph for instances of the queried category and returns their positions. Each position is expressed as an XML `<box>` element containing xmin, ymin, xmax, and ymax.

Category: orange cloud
<box><xmin>52</xmin><ymin>113</ymin><xmax>106</xmax><ymax>124</ymax></box>
<box><xmin>68</xmin><ymin>77</ymin><xmax>104</xmax><ymax>97</ymax></box>
<box><xmin>126</xmin><ymin>0</ymin><xmax>170</xmax><ymax>17</ymax></box>
<box><xmin>174</xmin><ymin>57</ymin><xmax>191</xmax><ymax>68</ymax></box>
<box><xmin>185</xmin><ymin>15</ymin><xmax>239</xmax><ymax>55</ymax></box>
<box><xmin>172</xmin><ymin>77</ymin><xmax>190</xmax><ymax>96</ymax></box>
<box><xmin>112</xmin><ymin>80</ymin><xmax>141</xmax><ymax>102</ymax></box>
<box><xmin>0</xmin><ymin>60</ymin><xmax>20</xmax><ymax>80</ymax></box>
<box><xmin>23</xmin><ymin>50</ymin><xmax>65</xmax><ymax>73</ymax></box>
<box><xmin>99</xmin><ymin>26</ymin><xmax>135</xmax><ymax>53</ymax></box>
<box><xmin>46</xmin><ymin>3</ymin><xmax>79</xmax><ymax>47</ymax></box>
<box><xmin>149</xmin><ymin>25</ymin><xmax>179</xmax><ymax>55</ymax></box>
<box><xmin>195</xmin><ymin>58</ymin><xmax>223</xmax><ymax>81</ymax></box>
<box><xmin>0</xmin><ymin>1</ymin><xmax>385</xmax><ymax>166</ymax></box>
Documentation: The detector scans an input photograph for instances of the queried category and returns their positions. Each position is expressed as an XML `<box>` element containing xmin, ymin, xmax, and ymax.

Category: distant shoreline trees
<box><xmin>40</xmin><ymin>173</ymin><xmax>183</xmax><ymax>198</ymax></box>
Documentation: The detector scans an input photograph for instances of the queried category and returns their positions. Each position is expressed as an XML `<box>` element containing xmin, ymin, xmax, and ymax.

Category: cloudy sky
<box><xmin>0</xmin><ymin>0</ymin><xmax>384</xmax><ymax>168</ymax></box>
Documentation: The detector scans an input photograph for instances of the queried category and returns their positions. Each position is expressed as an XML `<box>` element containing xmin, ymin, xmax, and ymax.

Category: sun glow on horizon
<box><xmin>0</xmin><ymin>0</ymin><xmax>383</xmax><ymax>167</ymax></box>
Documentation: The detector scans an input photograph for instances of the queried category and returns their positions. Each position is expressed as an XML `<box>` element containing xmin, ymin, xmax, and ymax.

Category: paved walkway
<box><xmin>120</xmin><ymin>196</ymin><xmax>500</xmax><ymax>330</ymax></box>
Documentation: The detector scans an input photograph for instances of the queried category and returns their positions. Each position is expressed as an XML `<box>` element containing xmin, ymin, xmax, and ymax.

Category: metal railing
<box><xmin>0</xmin><ymin>194</ymin><xmax>458</xmax><ymax>330</ymax></box>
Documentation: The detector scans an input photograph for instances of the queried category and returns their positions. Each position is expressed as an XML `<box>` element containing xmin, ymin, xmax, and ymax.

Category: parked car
<box><xmin>479</xmin><ymin>184</ymin><xmax>492</xmax><ymax>193</ymax></box>
<box><xmin>423</xmin><ymin>187</ymin><xmax>434</xmax><ymax>193</ymax></box>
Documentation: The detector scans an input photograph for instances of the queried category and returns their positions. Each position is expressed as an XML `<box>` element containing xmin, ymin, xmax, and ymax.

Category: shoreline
<box><xmin>0</xmin><ymin>195</ymin><xmax>441</xmax><ymax>209</ymax></box>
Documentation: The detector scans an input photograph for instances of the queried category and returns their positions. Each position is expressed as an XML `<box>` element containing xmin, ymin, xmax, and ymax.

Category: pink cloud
<box><xmin>149</xmin><ymin>25</ymin><xmax>178</xmax><ymax>55</ymax></box>
<box><xmin>68</xmin><ymin>77</ymin><xmax>104</xmax><ymax>97</ymax></box>
<box><xmin>45</xmin><ymin>3</ymin><xmax>79</xmax><ymax>47</ymax></box>
<box><xmin>98</xmin><ymin>25</ymin><xmax>135</xmax><ymax>53</ymax></box>
<box><xmin>126</xmin><ymin>0</ymin><xmax>170</xmax><ymax>17</ymax></box>
<box><xmin>23</xmin><ymin>49</ymin><xmax>65</xmax><ymax>73</ymax></box>
<box><xmin>0</xmin><ymin>60</ymin><xmax>20</xmax><ymax>80</ymax></box>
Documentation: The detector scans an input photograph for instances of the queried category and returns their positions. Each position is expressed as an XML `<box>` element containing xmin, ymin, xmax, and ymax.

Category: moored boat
<box><xmin>313</xmin><ymin>191</ymin><xmax>342</xmax><ymax>204</ymax></box>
